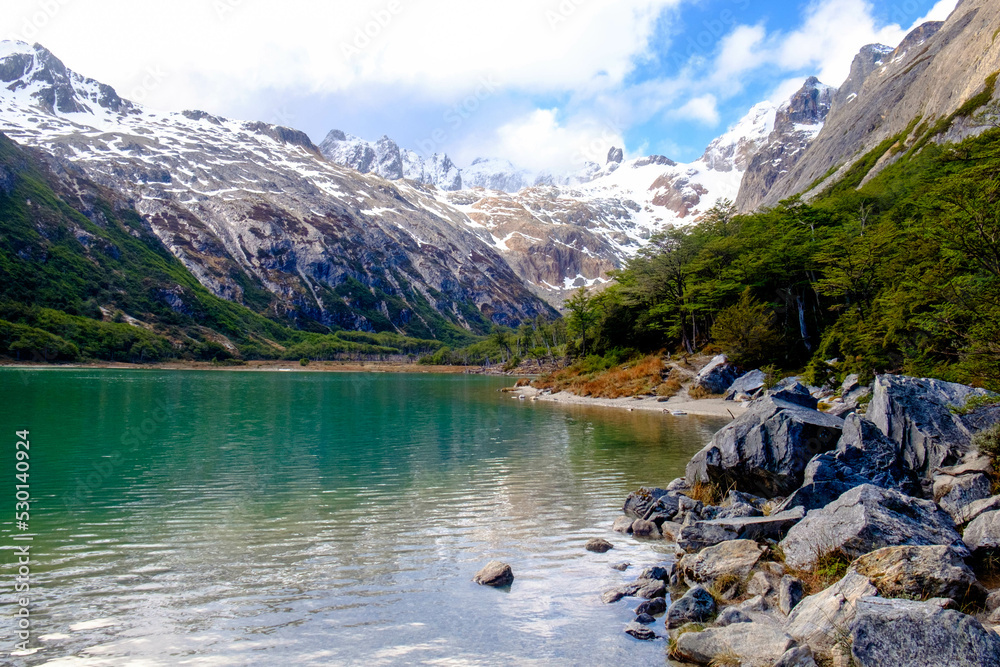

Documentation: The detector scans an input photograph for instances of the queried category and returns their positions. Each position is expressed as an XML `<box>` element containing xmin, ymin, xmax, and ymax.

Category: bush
<box><xmin>300</xmin><ymin>357</ymin><xmax>310</xmax><ymax>367</ymax></box>
<box><xmin>710</xmin><ymin>289</ymin><xmax>781</xmax><ymax>368</ymax></box>
<box><xmin>973</xmin><ymin>424</ymin><xmax>1000</xmax><ymax>458</ymax></box>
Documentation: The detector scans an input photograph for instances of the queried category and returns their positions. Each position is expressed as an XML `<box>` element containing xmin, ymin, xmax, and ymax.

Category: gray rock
<box><xmin>686</xmin><ymin>396</ymin><xmax>844</xmax><ymax>497</ymax></box>
<box><xmin>786</xmin><ymin>570</ymin><xmax>877</xmax><ymax>655</ymax></box>
<box><xmin>635</xmin><ymin>597</ymin><xmax>667</xmax><ymax>616</ymax></box>
<box><xmin>623</xmin><ymin>487</ymin><xmax>675</xmax><ymax>520</ymax></box>
<box><xmin>779</xmin><ymin>484</ymin><xmax>968</xmax><ymax>570</ymax></box>
<box><xmin>850</xmin><ymin>596</ymin><xmax>1000</xmax><ymax>666</ymax></box>
<box><xmin>851</xmin><ymin>545</ymin><xmax>985</xmax><ymax>605</ymax></box>
<box><xmin>601</xmin><ymin>581</ymin><xmax>642</xmax><ymax>604</ymax></box>
<box><xmin>473</xmin><ymin>561</ymin><xmax>514</xmax><ymax>587</ymax></box>
<box><xmin>724</xmin><ymin>370</ymin><xmax>766</xmax><ymax>401</ymax></box>
<box><xmin>773</xmin><ymin>645</ymin><xmax>818</xmax><ymax>667</ymax></box>
<box><xmin>768</xmin><ymin>381</ymin><xmax>820</xmax><ymax>409</ymax></box>
<box><xmin>963</xmin><ymin>509</ymin><xmax>1000</xmax><ymax>554</ymax></box>
<box><xmin>624</xmin><ymin>622</ymin><xmax>657</xmax><ymax>640</ymax></box>
<box><xmin>935</xmin><ymin>472</ymin><xmax>993</xmax><ymax>523</ymax></box>
<box><xmin>780</xmin><ymin>576</ymin><xmax>805</xmax><ymax>615</ymax></box>
<box><xmin>693</xmin><ymin>354</ymin><xmax>740</xmax><ymax>395</ymax></box>
<box><xmin>678</xmin><ymin>508</ymin><xmax>806</xmax><ymax>552</ymax></box>
<box><xmin>637</xmin><ymin>565</ymin><xmax>671</xmax><ymax>582</ymax></box>
<box><xmin>674</xmin><ymin>622</ymin><xmax>798</xmax><ymax>666</ymax></box>
<box><xmin>834</xmin><ymin>413</ymin><xmax>921</xmax><ymax>495</ymax></box>
<box><xmin>612</xmin><ymin>515</ymin><xmax>634</xmax><ymax>533</ymax></box>
<box><xmin>630</xmin><ymin>519</ymin><xmax>660</xmax><ymax>538</ymax></box>
<box><xmin>738</xmin><ymin>595</ymin><xmax>770</xmax><ymax>613</ymax></box>
<box><xmin>776</xmin><ymin>480</ymin><xmax>858</xmax><ymax>513</ymax></box>
<box><xmin>636</xmin><ymin>579</ymin><xmax>666</xmax><ymax>599</ymax></box>
<box><xmin>747</xmin><ymin>570</ymin><xmax>779</xmax><ymax>599</ymax></box>
<box><xmin>714</xmin><ymin>500</ymin><xmax>761</xmax><ymax>519</ymax></box>
<box><xmin>585</xmin><ymin>538</ymin><xmax>614</xmax><ymax>553</ymax></box>
<box><xmin>666</xmin><ymin>585</ymin><xmax>717</xmax><ymax>629</ymax></box>
<box><xmin>987</xmin><ymin>589</ymin><xmax>1000</xmax><ymax>613</ymax></box>
<box><xmin>678</xmin><ymin>539</ymin><xmax>763</xmax><ymax>585</ymax></box>
<box><xmin>634</xmin><ymin>612</ymin><xmax>655</xmax><ymax>625</ymax></box>
<box><xmin>867</xmin><ymin>375</ymin><xmax>994</xmax><ymax>478</ymax></box>
<box><xmin>714</xmin><ymin>606</ymin><xmax>753</xmax><ymax>626</ymax></box>
<box><xmin>610</xmin><ymin>561</ymin><xmax>630</xmax><ymax>571</ymax></box>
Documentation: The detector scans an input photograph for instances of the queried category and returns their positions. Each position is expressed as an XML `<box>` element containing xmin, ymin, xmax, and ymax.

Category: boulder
<box><xmin>934</xmin><ymin>472</ymin><xmax>993</xmax><ymax>523</ymax></box>
<box><xmin>610</xmin><ymin>561</ymin><xmax>630</xmax><ymax>571</ymax></box>
<box><xmin>776</xmin><ymin>481</ymin><xmax>857</xmax><ymax>513</ymax></box>
<box><xmin>867</xmin><ymin>375</ymin><xmax>994</xmax><ymax>478</ymax></box>
<box><xmin>666</xmin><ymin>585</ymin><xmax>716</xmax><ymax>629</ymax></box>
<box><xmin>634</xmin><ymin>612</ymin><xmax>655</xmax><ymax>625</ymax></box>
<box><xmin>585</xmin><ymin>538</ymin><xmax>614</xmax><ymax>553</ymax></box>
<box><xmin>768</xmin><ymin>381</ymin><xmax>821</xmax><ymax>409</ymax></box>
<box><xmin>686</xmin><ymin>396</ymin><xmax>844</xmax><ymax>497</ymax></box>
<box><xmin>987</xmin><ymin>589</ymin><xmax>1000</xmax><ymax>613</ymax></box>
<box><xmin>779</xmin><ymin>576</ymin><xmax>805</xmax><ymax>615</ymax></box>
<box><xmin>624</xmin><ymin>622</ymin><xmax>657</xmax><ymax>641</ymax></box>
<box><xmin>677</xmin><ymin>508</ymin><xmax>806</xmax><ymax>552</ymax></box>
<box><xmin>724</xmin><ymin>369</ymin><xmax>766</xmax><ymax>401</ymax></box>
<box><xmin>637</xmin><ymin>565</ymin><xmax>671</xmax><ymax>582</ymax></box>
<box><xmin>674</xmin><ymin>622</ymin><xmax>798</xmax><ymax>666</ymax></box>
<box><xmin>963</xmin><ymin>509</ymin><xmax>1000</xmax><ymax>554</ymax></box>
<box><xmin>473</xmin><ymin>561</ymin><xmax>514</xmax><ymax>587</ymax></box>
<box><xmin>851</xmin><ymin>545</ymin><xmax>984</xmax><ymax>605</ymax></box>
<box><xmin>678</xmin><ymin>539</ymin><xmax>763</xmax><ymax>585</ymax></box>
<box><xmin>747</xmin><ymin>570</ymin><xmax>780</xmax><ymax>600</ymax></box>
<box><xmin>850</xmin><ymin>597</ymin><xmax>1000</xmax><ymax>666</ymax></box>
<box><xmin>636</xmin><ymin>579</ymin><xmax>666</xmax><ymax>600</ymax></box>
<box><xmin>779</xmin><ymin>485</ymin><xmax>968</xmax><ymax>570</ymax></box>
<box><xmin>601</xmin><ymin>582</ymin><xmax>641</xmax><ymax>604</ymax></box>
<box><xmin>773</xmin><ymin>646</ymin><xmax>818</xmax><ymax>667</ymax></box>
<box><xmin>623</xmin><ymin>487</ymin><xmax>674</xmax><ymax>520</ymax></box>
<box><xmin>786</xmin><ymin>570</ymin><xmax>877</xmax><ymax>655</ymax></box>
<box><xmin>835</xmin><ymin>414</ymin><xmax>921</xmax><ymax>495</ymax></box>
<box><xmin>714</xmin><ymin>500</ymin><xmax>761</xmax><ymax>519</ymax></box>
<box><xmin>693</xmin><ymin>354</ymin><xmax>739</xmax><ymax>395</ymax></box>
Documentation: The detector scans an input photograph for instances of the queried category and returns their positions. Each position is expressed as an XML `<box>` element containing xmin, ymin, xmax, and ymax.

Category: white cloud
<box><xmin>0</xmin><ymin>0</ymin><xmax>684</xmax><ymax>113</ymax></box>
<box><xmin>913</xmin><ymin>0</ymin><xmax>960</xmax><ymax>24</ymax></box>
<box><xmin>461</xmin><ymin>108</ymin><xmax>626</xmax><ymax>173</ymax></box>
<box><xmin>672</xmin><ymin>94</ymin><xmax>720</xmax><ymax>126</ymax></box>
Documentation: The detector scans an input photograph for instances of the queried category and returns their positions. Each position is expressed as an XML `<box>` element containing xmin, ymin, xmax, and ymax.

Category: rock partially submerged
<box><xmin>585</xmin><ymin>538</ymin><xmax>614</xmax><ymax>553</ymax></box>
<box><xmin>780</xmin><ymin>484</ymin><xmax>968</xmax><ymax>570</ymax></box>
<box><xmin>474</xmin><ymin>561</ymin><xmax>514</xmax><ymax>588</ymax></box>
<box><xmin>686</xmin><ymin>395</ymin><xmax>845</xmax><ymax>497</ymax></box>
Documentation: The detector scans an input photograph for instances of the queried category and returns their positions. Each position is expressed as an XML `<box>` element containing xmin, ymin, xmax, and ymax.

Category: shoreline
<box><xmin>0</xmin><ymin>360</ymin><xmax>474</xmax><ymax>375</ymax></box>
<box><xmin>514</xmin><ymin>386</ymin><xmax>747</xmax><ymax>420</ymax></box>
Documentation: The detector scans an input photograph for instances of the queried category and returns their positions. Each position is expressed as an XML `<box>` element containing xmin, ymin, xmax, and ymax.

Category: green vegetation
<box><xmin>578</xmin><ymin>125</ymin><xmax>1000</xmax><ymax>390</ymax></box>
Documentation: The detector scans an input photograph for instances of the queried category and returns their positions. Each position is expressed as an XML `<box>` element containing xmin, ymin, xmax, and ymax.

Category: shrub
<box><xmin>973</xmin><ymin>424</ymin><xmax>1000</xmax><ymax>459</ymax></box>
<box><xmin>300</xmin><ymin>357</ymin><xmax>310</xmax><ymax>367</ymax></box>
<box><xmin>710</xmin><ymin>289</ymin><xmax>781</xmax><ymax>368</ymax></box>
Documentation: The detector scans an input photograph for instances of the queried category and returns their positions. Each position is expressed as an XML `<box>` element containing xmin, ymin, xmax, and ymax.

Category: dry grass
<box><xmin>657</xmin><ymin>369</ymin><xmax>684</xmax><ymax>398</ymax></box>
<box><xmin>687</xmin><ymin>481</ymin><xmax>726</xmax><ymax>505</ymax></box>
<box><xmin>534</xmin><ymin>355</ymin><xmax>667</xmax><ymax>399</ymax></box>
<box><xmin>708</xmin><ymin>572</ymin><xmax>745</xmax><ymax>603</ymax></box>
<box><xmin>708</xmin><ymin>652</ymin><xmax>742</xmax><ymax>667</ymax></box>
<box><xmin>688</xmin><ymin>385</ymin><xmax>723</xmax><ymax>400</ymax></box>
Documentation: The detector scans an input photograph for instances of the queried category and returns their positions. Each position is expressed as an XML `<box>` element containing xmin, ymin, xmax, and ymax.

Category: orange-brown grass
<box><xmin>581</xmin><ymin>355</ymin><xmax>664</xmax><ymax>398</ymax></box>
<box><xmin>788</xmin><ymin>549</ymin><xmax>854</xmax><ymax>595</ymax></box>
<box><xmin>686</xmin><ymin>480</ymin><xmax>725</xmax><ymax>505</ymax></box>
<box><xmin>688</xmin><ymin>385</ymin><xmax>723</xmax><ymax>400</ymax></box>
<box><xmin>657</xmin><ymin>369</ymin><xmax>684</xmax><ymax>398</ymax></box>
<box><xmin>534</xmin><ymin>355</ymin><xmax>665</xmax><ymax>398</ymax></box>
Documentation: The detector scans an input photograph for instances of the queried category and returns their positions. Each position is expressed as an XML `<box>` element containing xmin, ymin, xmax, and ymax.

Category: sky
<box><xmin>0</xmin><ymin>0</ymin><xmax>960</xmax><ymax>172</ymax></box>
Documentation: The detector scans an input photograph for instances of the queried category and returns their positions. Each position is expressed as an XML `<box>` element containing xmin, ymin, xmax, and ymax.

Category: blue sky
<box><xmin>1</xmin><ymin>0</ymin><xmax>958</xmax><ymax>171</ymax></box>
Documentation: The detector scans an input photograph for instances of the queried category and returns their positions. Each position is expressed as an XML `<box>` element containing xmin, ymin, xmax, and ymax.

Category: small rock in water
<box><xmin>634</xmin><ymin>613</ymin><xmax>656</xmax><ymax>625</ymax></box>
<box><xmin>610</xmin><ymin>562</ymin><xmax>630</xmax><ymax>571</ymax></box>
<box><xmin>630</xmin><ymin>519</ymin><xmax>660</xmax><ymax>538</ymax></box>
<box><xmin>635</xmin><ymin>597</ymin><xmax>667</xmax><ymax>616</ymax></box>
<box><xmin>473</xmin><ymin>561</ymin><xmax>514</xmax><ymax>588</ymax></box>
<box><xmin>585</xmin><ymin>538</ymin><xmax>614</xmax><ymax>553</ymax></box>
<box><xmin>624</xmin><ymin>622</ymin><xmax>657</xmax><ymax>641</ymax></box>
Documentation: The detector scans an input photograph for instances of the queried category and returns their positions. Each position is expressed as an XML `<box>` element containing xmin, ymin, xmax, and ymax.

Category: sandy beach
<box><xmin>512</xmin><ymin>385</ymin><xmax>747</xmax><ymax>420</ymax></box>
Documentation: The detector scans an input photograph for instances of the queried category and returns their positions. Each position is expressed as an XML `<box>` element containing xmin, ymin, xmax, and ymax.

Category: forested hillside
<box><xmin>577</xmin><ymin>117</ymin><xmax>1000</xmax><ymax>390</ymax></box>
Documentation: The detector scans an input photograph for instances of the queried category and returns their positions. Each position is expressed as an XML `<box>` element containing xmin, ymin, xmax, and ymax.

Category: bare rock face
<box><xmin>786</xmin><ymin>570</ymin><xmax>877</xmax><ymax>656</ymax></box>
<box><xmin>736</xmin><ymin>77</ymin><xmax>834</xmax><ymax>212</ymax></box>
<box><xmin>674</xmin><ymin>622</ymin><xmax>798</xmax><ymax>666</ymax></box>
<box><xmin>779</xmin><ymin>485</ymin><xmax>968</xmax><ymax>570</ymax></box>
<box><xmin>850</xmin><ymin>597</ymin><xmax>1000</xmax><ymax>667</ymax></box>
<box><xmin>753</xmin><ymin>0</ymin><xmax>1000</xmax><ymax>208</ymax></box>
<box><xmin>677</xmin><ymin>539</ymin><xmax>763</xmax><ymax>585</ymax></box>
<box><xmin>851</xmin><ymin>545</ymin><xmax>985</xmax><ymax>605</ymax></box>
<box><xmin>686</xmin><ymin>395</ymin><xmax>844</xmax><ymax>497</ymax></box>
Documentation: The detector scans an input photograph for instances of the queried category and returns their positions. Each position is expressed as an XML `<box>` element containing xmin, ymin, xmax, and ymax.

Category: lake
<box><xmin>0</xmin><ymin>369</ymin><xmax>726</xmax><ymax>666</ymax></box>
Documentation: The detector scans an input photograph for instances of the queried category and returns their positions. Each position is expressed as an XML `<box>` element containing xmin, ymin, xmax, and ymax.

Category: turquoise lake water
<box><xmin>0</xmin><ymin>369</ymin><xmax>726</xmax><ymax>666</ymax></box>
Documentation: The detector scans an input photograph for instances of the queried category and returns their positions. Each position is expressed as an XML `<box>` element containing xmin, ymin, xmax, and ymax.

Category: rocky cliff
<box><xmin>748</xmin><ymin>0</ymin><xmax>1000</xmax><ymax>209</ymax></box>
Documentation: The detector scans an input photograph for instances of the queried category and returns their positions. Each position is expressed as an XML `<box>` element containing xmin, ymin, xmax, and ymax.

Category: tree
<box><xmin>565</xmin><ymin>288</ymin><xmax>597</xmax><ymax>357</ymax></box>
<box><xmin>710</xmin><ymin>289</ymin><xmax>781</xmax><ymax>368</ymax></box>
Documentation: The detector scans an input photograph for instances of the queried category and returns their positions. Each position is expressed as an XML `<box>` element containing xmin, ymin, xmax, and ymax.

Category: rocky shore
<box><xmin>597</xmin><ymin>358</ymin><xmax>1000</xmax><ymax>666</ymax></box>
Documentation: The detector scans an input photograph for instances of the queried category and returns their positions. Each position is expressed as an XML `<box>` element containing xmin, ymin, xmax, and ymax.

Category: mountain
<box><xmin>319</xmin><ymin>130</ymin><xmax>463</xmax><ymax>191</ymax></box>
<box><xmin>0</xmin><ymin>41</ymin><xmax>556</xmax><ymax>340</ymax></box>
<box><xmin>748</xmin><ymin>0</ymin><xmax>1000</xmax><ymax>208</ymax></box>
<box><xmin>736</xmin><ymin>78</ymin><xmax>835</xmax><ymax>211</ymax></box>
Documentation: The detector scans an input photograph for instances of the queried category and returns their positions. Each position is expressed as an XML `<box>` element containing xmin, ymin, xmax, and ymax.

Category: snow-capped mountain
<box><xmin>319</xmin><ymin>130</ymin><xmax>463</xmax><ymax>191</ymax></box>
<box><xmin>0</xmin><ymin>41</ymin><xmax>555</xmax><ymax>335</ymax></box>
